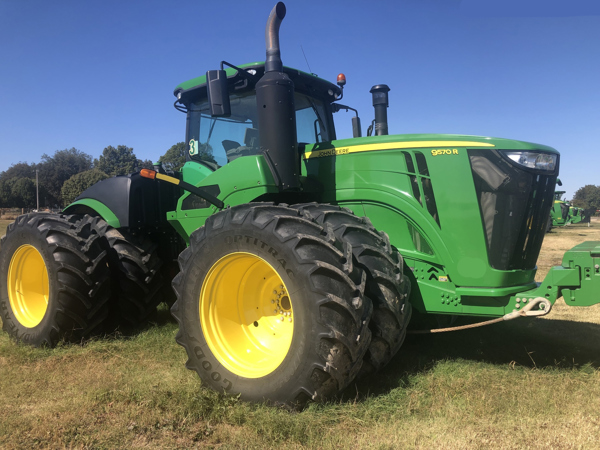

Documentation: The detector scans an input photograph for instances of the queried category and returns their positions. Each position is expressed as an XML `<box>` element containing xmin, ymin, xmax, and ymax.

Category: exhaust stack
<box><xmin>256</xmin><ymin>2</ymin><xmax>300</xmax><ymax>191</ymax></box>
<box><xmin>265</xmin><ymin>3</ymin><xmax>285</xmax><ymax>73</ymax></box>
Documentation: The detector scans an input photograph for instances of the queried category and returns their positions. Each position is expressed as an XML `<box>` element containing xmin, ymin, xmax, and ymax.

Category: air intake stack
<box><xmin>256</xmin><ymin>2</ymin><xmax>300</xmax><ymax>191</ymax></box>
<box><xmin>370</xmin><ymin>84</ymin><xmax>390</xmax><ymax>136</ymax></box>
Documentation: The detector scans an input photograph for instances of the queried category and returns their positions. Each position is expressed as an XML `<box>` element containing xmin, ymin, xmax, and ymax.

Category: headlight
<box><xmin>502</xmin><ymin>151</ymin><xmax>557</xmax><ymax>172</ymax></box>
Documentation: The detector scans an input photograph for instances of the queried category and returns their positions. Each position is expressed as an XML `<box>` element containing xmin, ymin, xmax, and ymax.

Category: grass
<box><xmin>1</xmin><ymin>218</ymin><xmax>599</xmax><ymax>449</ymax></box>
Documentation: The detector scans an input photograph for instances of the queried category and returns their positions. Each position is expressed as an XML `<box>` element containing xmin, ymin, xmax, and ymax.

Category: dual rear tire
<box><xmin>90</xmin><ymin>219</ymin><xmax>168</xmax><ymax>327</ymax></box>
<box><xmin>0</xmin><ymin>214</ymin><xmax>169</xmax><ymax>347</ymax></box>
<box><xmin>171</xmin><ymin>204</ymin><xmax>373</xmax><ymax>407</ymax></box>
<box><xmin>172</xmin><ymin>203</ymin><xmax>411</xmax><ymax>408</ymax></box>
<box><xmin>0</xmin><ymin>214</ymin><xmax>110</xmax><ymax>347</ymax></box>
<box><xmin>291</xmin><ymin>204</ymin><xmax>412</xmax><ymax>375</ymax></box>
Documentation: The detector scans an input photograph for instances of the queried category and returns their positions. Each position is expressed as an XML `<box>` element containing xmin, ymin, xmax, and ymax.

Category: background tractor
<box><xmin>1</xmin><ymin>3</ymin><xmax>599</xmax><ymax>409</ymax></box>
<box><xmin>551</xmin><ymin>189</ymin><xmax>572</xmax><ymax>226</ymax></box>
<box><xmin>550</xmin><ymin>189</ymin><xmax>592</xmax><ymax>227</ymax></box>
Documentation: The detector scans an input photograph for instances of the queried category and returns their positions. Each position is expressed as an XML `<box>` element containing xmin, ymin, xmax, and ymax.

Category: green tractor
<box><xmin>569</xmin><ymin>206</ymin><xmax>587</xmax><ymax>225</ymax></box>
<box><xmin>2</xmin><ymin>3</ymin><xmax>600</xmax><ymax>408</ymax></box>
<box><xmin>551</xmin><ymin>190</ymin><xmax>572</xmax><ymax>226</ymax></box>
<box><xmin>550</xmin><ymin>189</ymin><xmax>590</xmax><ymax>227</ymax></box>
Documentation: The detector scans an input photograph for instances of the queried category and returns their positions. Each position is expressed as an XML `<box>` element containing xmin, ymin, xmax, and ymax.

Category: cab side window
<box><xmin>295</xmin><ymin>93</ymin><xmax>330</xmax><ymax>144</ymax></box>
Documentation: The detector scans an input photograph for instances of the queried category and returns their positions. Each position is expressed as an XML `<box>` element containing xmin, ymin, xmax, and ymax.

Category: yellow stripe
<box><xmin>303</xmin><ymin>140</ymin><xmax>495</xmax><ymax>159</ymax></box>
<box><xmin>156</xmin><ymin>173</ymin><xmax>181</xmax><ymax>185</ymax></box>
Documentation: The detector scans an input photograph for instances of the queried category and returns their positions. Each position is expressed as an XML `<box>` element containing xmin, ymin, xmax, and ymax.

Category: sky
<box><xmin>0</xmin><ymin>0</ymin><xmax>598</xmax><ymax>199</ymax></box>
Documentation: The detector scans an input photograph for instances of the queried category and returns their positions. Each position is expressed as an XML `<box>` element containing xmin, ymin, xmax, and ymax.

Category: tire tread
<box><xmin>172</xmin><ymin>202</ymin><xmax>373</xmax><ymax>407</ymax></box>
<box><xmin>0</xmin><ymin>213</ymin><xmax>110</xmax><ymax>347</ymax></box>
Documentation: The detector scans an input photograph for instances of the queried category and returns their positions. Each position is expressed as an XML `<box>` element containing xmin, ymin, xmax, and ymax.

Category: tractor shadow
<box><xmin>350</xmin><ymin>315</ymin><xmax>600</xmax><ymax>399</ymax></box>
<box><xmin>95</xmin><ymin>302</ymin><xmax>177</xmax><ymax>340</ymax></box>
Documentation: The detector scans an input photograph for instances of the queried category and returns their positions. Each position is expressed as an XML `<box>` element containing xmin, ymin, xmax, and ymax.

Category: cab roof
<box><xmin>173</xmin><ymin>62</ymin><xmax>342</xmax><ymax>105</ymax></box>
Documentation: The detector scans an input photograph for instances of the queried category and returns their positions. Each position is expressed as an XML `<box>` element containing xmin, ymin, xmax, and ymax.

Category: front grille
<box><xmin>469</xmin><ymin>149</ymin><xmax>557</xmax><ymax>270</ymax></box>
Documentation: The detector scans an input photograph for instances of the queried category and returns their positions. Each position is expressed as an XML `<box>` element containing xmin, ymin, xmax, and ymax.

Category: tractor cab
<box><xmin>173</xmin><ymin>63</ymin><xmax>340</xmax><ymax>169</ymax></box>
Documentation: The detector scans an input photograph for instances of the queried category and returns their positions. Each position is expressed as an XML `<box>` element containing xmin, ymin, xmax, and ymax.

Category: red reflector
<box><xmin>140</xmin><ymin>169</ymin><xmax>157</xmax><ymax>180</ymax></box>
<box><xmin>337</xmin><ymin>73</ymin><xmax>346</xmax><ymax>86</ymax></box>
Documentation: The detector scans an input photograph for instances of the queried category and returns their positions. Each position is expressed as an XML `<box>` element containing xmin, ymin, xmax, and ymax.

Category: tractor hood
<box><xmin>302</xmin><ymin>133</ymin><xmax>559</xmax><ymax>160</ymax></box>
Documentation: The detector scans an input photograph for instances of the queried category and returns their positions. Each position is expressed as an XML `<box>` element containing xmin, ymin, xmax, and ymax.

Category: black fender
<box><xmin>64</xmin><ymin>173</ymin><xmax>180</xmax><ymax>229</ymax></box>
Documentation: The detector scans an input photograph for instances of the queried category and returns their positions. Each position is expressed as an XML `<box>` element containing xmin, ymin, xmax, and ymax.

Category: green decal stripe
<box><xmin>303</xmin><ymin>140</ymin><xmax>495</xmax><ymax>160</ymax></box>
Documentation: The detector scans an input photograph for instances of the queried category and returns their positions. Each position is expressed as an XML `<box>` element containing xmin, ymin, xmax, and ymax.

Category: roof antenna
<box><xmin>300</xmin><ymin>44</ymin><xmax>313</xmax><ymax>74</ymax></box>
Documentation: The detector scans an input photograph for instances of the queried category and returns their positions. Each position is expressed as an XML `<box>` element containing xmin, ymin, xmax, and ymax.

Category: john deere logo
<box><xmin>189</xmin><ymin>139</ymin><xmax>198</xmax><ymax>156</ymax></box>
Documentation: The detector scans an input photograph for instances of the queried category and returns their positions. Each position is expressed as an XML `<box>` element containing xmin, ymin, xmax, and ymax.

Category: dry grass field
<box><xmin>0</xmin><ymin>218</ymin><xmax>599</xmax><ymax>449</ymax></box>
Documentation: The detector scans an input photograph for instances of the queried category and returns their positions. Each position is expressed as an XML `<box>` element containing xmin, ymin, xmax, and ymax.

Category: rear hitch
<box><xmin>502</xmin><ymin>297</ymin><xmax>552</xmax><ymax>321</ymax></box>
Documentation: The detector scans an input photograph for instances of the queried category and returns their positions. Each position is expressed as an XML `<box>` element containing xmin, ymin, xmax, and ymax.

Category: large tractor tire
<box><xmin>292</xmin><ymin>204</ymin><xmax>412</xmax><ymax>375</ymax></box>
<box><xmin>546</xmin><ymin>215</ymin><xmax>553</xmax><ymax>233</ymax></box>
<box><xmin>0</xmin><ymin>213</ymin><xmax>110</xmax><ymax>347</ymax></box>
<box><xmin>171</xmin><ymin>203</ymin><xmax>372</xmax><ymax>408</ymax></box>
<box><xmin>91</xmin><ymin>219</ymin><xmax>166</xmax><ymax>327</ymax></box>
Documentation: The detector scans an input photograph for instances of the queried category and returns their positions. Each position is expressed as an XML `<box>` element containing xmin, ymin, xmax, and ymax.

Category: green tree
<box><xmin>0</xmin><ymin>178</ymin><xmax>14</xmax><ymax>206</ymax></box>
<box><xmin>10</xmin><ymin>177</ymin><xmax>36</xmax><ymax>208</ymax></box>
<box><xmin>159</xmin><ymin>142</ymin><xmax>215</xmax><ymax>172</ymax></box>
<box><xmin>159</xmin><ymin>142</ymin><xmax>187</xmax><ymax>172</ymax></box>
<box><xmin>0</xmin><ymin>162</ymin><xmax>36</xmax><ymax>180</ymax></box>
<box><xmin>38</xmin><ymin>148</ymin><xmax>93</xmax><ymax>206</ymax></box>
<box><xmin>137</xmin><ymin>158</ymin><xmax>154</xmax><ymax>170</ymax></box>
<box><xmin>96</xmin><ymin>145</ymin><xmax>143</xmax><ymax>177</ymax></box>
<box><xmin>61</xmin><ymin>169</ymin><xmax>109</xmax><ymax>206</ymax></box>
<box><xmin>572</xmin><ymin>184</ymin><xmax>600</xmax><ymax>211</ymax></box>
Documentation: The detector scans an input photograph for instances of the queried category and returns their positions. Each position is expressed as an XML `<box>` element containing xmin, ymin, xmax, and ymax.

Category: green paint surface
<box><xmin>168</xmin><ymin>155</ymin><xmax>277</xmax><ymax>243</ymax></box>
<box><xmin>63</xmin><ymin>199</ymin><xmax>121</xmax><ymax>228</ymax></box>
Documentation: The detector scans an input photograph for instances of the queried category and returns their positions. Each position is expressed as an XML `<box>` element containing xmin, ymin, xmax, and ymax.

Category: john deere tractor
<box><xmin>2</xmin><ymin>3</ymin><xmax>600</xmax><ymax>408</ymax></box>
<box><xmin>569</xmin><ymin>206</ymin><xmax>587</xmax><ymax>225</ymax></box>
<box><xmin>551</xmin><ymin>190</ymin><xmax>572</xmax><ymax>226</ymax></box>
<box><xmin>551</xmin><ymin>190</ymin><xmax>590</xmax><ymax>226</ymax></box>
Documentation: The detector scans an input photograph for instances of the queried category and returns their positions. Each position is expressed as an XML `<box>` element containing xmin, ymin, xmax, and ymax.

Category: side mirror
<box><xmin>352</xmin><ymin>116</ymin><xmax>362</xmax><ymax>138</ymax></box>
<box><xmin>206</xmin><ymin>70</ymin><xmax>231</xmax><ymax>117</ymax></box>
<box><xmin>331</xmin><ymin>103</ymin><xmax>362</xmax><ymax>138</ymax></box>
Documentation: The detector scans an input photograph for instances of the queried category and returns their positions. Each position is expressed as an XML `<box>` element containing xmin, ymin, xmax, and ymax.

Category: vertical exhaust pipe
<box><xmin>265</xmin><ymin>2</ymin><xmax>285</xmax><ymax>73</ymax></box>
<box><xmin>256</xmin><ymin>2</ymin><xmax>300</xmax><ymax>191</ymax></box>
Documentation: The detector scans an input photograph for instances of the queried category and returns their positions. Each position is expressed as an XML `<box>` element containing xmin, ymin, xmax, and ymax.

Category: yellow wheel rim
<box><xmin>200</xmin><ymin>252</ymin><xmax>294</xmax><ymax>378</ymax></box>
<box><xmin>8</xmin><ymin>244</ymin><xmax>50</xmax><ymax>328</ymax></box>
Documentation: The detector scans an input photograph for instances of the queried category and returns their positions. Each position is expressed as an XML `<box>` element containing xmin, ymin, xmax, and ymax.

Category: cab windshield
<box><xmin>186</xmin><ymin>91</ymin><xmax>332</xmax><ymax>167</ymax></box>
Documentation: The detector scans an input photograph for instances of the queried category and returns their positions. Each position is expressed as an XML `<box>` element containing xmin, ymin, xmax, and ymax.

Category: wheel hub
<box><xmin>7</xmin><ymin>244</ymin><xmax>49</xmax><ymax>328</ymax></box>
<box><xmin>200</xmin><ymin>252</ymin><xmax>294</xmax><ymax>378</ymax></box>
